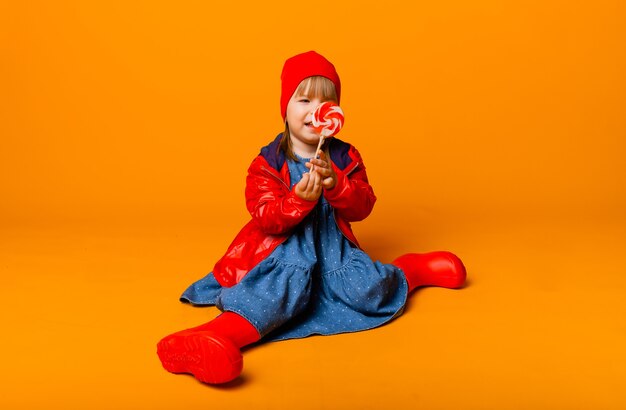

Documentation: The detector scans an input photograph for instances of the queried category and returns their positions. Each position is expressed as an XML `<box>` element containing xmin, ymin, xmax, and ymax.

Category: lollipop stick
<box><xmin>310</xmin><ymin>135</ymin><xmax>325</xmax><ymax>174</ymax></box>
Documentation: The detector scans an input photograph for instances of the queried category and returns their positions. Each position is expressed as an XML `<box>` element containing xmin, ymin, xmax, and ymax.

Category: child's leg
<box><xmin>157</xmin><ymin>312</ymin><xmax>260</xmax><ymax>384</ymax></box>
<box><xmin>158</xmin><ymin>254</ymin><xmax>314</xmax><ymax>384</ymax></box>
<box><xmin>194</xmin><ymin>312</ymin><xmax>260</xmax><ymax>347</ymax></box>
<box><xmin>392</xmin><ymin>251</ymin><xmax>467</xmax><ymax>293</ymax></box>
<box><xmin>159</xmin><ymin>312</ymin><xmax>260</xmax><ymax>346</ymax></box>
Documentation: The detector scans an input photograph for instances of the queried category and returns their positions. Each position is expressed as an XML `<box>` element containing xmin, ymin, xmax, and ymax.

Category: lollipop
<box><xmin>312</xmin><ymin>102</ymin><xmax>344</xmax><ymax>138</ymax></box>
<box><xmin>310</xmin><ymin>102</ymin><xmax>344</xmax><ymax>173</ymax></box>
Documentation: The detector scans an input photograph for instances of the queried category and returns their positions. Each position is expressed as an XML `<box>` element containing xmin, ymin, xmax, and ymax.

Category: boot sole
<box><xmin>157</xmin><ymin>331</ymin><xmax>243</xmax><ymax>384</ymax></box>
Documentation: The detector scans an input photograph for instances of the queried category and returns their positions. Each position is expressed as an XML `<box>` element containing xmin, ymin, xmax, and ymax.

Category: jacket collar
<box><xmin>260</xmin><ymin>133</ymin><xmax>355</xmax><ymax>172</ymax></box>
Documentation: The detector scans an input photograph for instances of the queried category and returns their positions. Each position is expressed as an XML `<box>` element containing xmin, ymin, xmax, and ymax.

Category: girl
<box><xmin>157</xmin><ymin>50</ymin><xmax>467</xmax><ymax>385</ymax></box>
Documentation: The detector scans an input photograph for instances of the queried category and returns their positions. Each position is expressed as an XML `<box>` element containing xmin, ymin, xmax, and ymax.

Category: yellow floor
<box><xmin>2</xmin><ymin>215</ymin><xmax>625</xmax><ymax>409</ymax></box>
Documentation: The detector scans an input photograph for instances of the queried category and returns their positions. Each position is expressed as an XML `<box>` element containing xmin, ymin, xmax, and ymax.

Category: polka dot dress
<box><xmin>180</xmin><ymin>154</ymin><xmax>408</xmax><ymax>342</ymax></box>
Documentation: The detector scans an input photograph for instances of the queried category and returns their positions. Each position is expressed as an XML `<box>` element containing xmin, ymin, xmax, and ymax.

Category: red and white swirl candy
<box><xmin>309</xmin><ymin>102</ymin><xmax>344</xmax><ymax>173</ymax></box>
<box><xmin>311</xmin><ymin>102</ymin><xmax>344</xmax><ymax>138</ymax></box>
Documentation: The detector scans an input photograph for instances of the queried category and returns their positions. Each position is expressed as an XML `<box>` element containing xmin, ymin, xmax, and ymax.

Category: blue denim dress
<box><xmin>180</xmin><ymin>154</ymin><xmax>408</xmax><ymax>342</ymax></box>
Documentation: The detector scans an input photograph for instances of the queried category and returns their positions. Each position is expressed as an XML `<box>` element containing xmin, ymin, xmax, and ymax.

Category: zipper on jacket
<box><xmin>345</xmin><ymin>162</ymin><xmax>359</xmax><ymax>176</ymax></box>
<box><xmin>331</xmin><ymin>208</ymin><xmax>360</xmax><ymax>249</ymax></box>
<box><xmin>328</xmin><ymin>161</ymin><xmax>361</xmax><ymax>249</ymax></box>
<box><xmin>261</xmin><ymin>166</ymin><xmax>290</xmax><ymax>191</ymax></box>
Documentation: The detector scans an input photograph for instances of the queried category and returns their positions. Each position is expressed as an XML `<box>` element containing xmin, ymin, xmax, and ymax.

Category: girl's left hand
<box><xmin>306</xmin><ymin>150</ymin><xmax>337</xmax><ymax>190</ymax></box>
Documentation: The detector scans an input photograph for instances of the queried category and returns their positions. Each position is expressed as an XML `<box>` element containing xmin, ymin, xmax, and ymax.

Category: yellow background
<box><xmin>1</xmin><ymin>1</ymin><xmax>625</xmax><ymax>409</ymax></box>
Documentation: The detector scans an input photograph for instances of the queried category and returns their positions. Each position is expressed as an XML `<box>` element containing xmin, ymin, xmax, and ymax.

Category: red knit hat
<box><xmin>280</xmin><ymin>51</ymin><xmax>341</xmax><ymax>121</ymax></box>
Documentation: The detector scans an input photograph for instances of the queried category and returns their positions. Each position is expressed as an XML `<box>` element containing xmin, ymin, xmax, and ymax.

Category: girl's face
<box><xmin>284</xmin><ymin>76</ymin><xmax>338</xmax><ymax>157</ymax></box>
<box><xmin>285</xmin><ymin>93</ymin><xmax>326</xmax><ymax>154</ymax></box>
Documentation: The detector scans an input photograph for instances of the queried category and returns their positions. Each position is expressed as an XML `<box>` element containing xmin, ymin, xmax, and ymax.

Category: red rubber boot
<box><xmin>157</xmin><ymin>312</ymin><xmax>260</xmax><ymax>384</ymax></box>
<box><xmin>393</xmin><ymin>251</ymin><xmax>467</xmax><ymax>293</ymax></box>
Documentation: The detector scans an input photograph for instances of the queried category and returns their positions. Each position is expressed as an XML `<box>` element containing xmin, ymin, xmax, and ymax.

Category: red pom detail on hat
<box><xmin>280</xmin><ymin>51</ymin><xmax>341</xmax><ymax>121</ymax></box>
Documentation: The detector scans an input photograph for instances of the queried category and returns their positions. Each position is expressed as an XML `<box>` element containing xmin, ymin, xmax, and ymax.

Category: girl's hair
<box><xmin>280</xmin><ymin>76</ymin><xmax>338</xmax><ymax>161</ymax></box>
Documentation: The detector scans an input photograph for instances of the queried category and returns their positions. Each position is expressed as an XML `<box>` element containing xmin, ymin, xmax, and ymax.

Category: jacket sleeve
<box><xmin>323</xmin><ymin>146</ymin><xmax>377</xmax><ymax>222</ymax></box>
<box><xmin>245</xmin><ymin>156</ymin><xmax>318</xmax><ymax>235</ymax></box>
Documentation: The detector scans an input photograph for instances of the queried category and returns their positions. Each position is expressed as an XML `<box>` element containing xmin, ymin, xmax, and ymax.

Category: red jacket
<box><xmin>212</xmin><ymin>134</ymin><xmax>377</xmax><ymax>287</ymax></box>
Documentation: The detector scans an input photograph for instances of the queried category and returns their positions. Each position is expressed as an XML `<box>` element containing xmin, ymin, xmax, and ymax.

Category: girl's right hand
<box><xmin>294</xmin><ymin>170</ymin><xmax>322</xmax><ymax>201</ymax></box>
